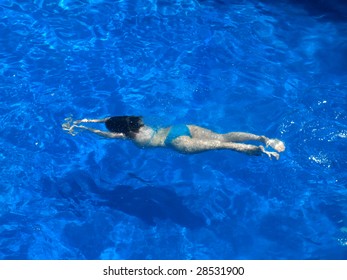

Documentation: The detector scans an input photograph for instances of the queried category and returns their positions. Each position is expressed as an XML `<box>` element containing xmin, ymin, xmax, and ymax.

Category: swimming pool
<box><xmin>0</xmin><ymin>0</ymin><xmax>346</xmax><ymax>259</ymax></box>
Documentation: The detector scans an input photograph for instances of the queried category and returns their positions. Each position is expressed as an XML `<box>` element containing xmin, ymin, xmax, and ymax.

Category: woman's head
<box><xmin>105</xmin><ymin>116</ymin><xmax>144</xmax><ymax>138</ymax></box>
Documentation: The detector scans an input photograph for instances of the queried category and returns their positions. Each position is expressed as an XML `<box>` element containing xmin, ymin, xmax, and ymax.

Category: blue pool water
<box><xmin>0</xmin><ymin>0</ymin><xmax>347</xmax><ymax>260</ymax></box>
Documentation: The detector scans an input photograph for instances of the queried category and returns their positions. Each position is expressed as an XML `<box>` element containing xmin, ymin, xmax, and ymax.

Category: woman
<box><xmin>62</xmin><ymin>116</ymin><xmax>285</xmax><ymax>159</ymax></box>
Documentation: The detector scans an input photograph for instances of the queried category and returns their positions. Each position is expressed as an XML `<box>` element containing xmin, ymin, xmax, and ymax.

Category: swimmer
<box><xmin>62</xmin><ymin>116</ymin><xmax>285</xmax><ymax>160</ymax></box>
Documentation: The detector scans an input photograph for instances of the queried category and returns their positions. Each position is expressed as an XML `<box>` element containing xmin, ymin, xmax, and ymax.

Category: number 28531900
<box><xmin>196</xmin><ymin>266</ymin><xmax>244</xmax><ymax>276</ymax></box>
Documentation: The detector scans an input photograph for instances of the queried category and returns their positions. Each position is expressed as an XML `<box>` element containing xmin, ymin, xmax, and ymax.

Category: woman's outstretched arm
<box><xmin>72</xmin><ymin>117</ymin><xmax>110</xmax><ymax>125</ymax></box>
<box><xmin>62</xmin><ymin>117</ymin><xmax>123</xmax><ymax>139</ymax></box>
<box><xmin>70</xmin><ymin>125</ymin><xmax>125</xmax><ymax>139</ymax></box>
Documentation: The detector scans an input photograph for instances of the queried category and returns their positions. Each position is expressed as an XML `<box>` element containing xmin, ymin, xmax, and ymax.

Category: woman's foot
<box><xmin>260</xmin><ymin>146</ymin><xmax>280</xmax><ymax>160</ymax></box>
<box><xmin>266</xmin><ymin>138</ymin><xmax>285</xmax><ymax>152</ymax></box>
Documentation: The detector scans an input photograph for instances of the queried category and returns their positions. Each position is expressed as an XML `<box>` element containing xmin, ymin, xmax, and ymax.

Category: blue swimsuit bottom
<box><xmin>164</xmin><ymin>124</ymin><xmax>191</xmax><ymax>145</ymax></box>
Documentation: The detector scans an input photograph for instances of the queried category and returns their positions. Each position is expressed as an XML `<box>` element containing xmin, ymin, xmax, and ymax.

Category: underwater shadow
<box><xmin>90</xmin><ymin>184</ymin><xmax>205</xmax><ymax>229</ymax></box>
<box><xmin>52</xmin><ymin>170</ymin><xmax>206</xmax><ymax>229</ymax></box>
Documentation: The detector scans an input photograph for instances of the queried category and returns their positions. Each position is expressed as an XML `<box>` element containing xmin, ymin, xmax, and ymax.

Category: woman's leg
<box><xmin>171</xmin><ymin>137</ymin><xmax>279</xmax><ymax>159</ymax></box>
<box><xmin>188</xmin><ymin>125</ymin><xmax>285</xmax><ymax>152</ymax></box>
<box><xmin>223</xmin><ymin>132</ymin><xmax>285</xmax><ymax>152</ymax></box>
<box><xmin>188</xmin><ymin>125</ymin><xmax>226</xmax><ymax>141</ymax></box>
<box><xmin>222</xmin><ymin>132</ymin><xmax>266</xmax><ymax>143</ymax></box>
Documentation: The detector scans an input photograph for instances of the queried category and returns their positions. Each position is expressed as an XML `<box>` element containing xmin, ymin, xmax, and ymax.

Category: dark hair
<box><xmin>105</xmin><ymin>116</ymin><xmax>144</xmax><ymax>139</ymax></box>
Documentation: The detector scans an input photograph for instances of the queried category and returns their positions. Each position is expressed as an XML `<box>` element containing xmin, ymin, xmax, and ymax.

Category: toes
<box><xmin>272</xmin><ymin>152</ymin><xmax>280</xmax><ymax>160</ymax></box>
<box><xmin>261</xmin><ymin>147</ymin><xmax>280</xmax><ymax>160</ymax></box>
<box><xmin>267</xmin><ymin>152</ymin><xmax>279</xmax><ymax>160</ymax></box>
